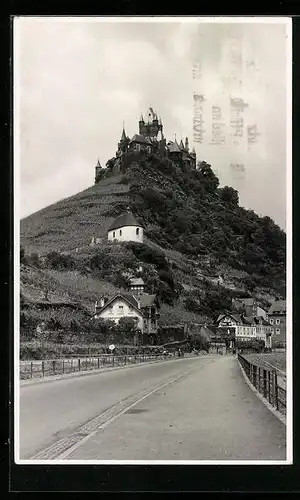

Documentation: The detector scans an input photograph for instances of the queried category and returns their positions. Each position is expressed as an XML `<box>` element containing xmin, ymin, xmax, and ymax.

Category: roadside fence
<box><xmin>20</xmin><ymin>353</ymin><xmax>178</xmax><ymax>380</ymax></box>
<box><xmin>237</xmin><ymin>354</ymin><xmax>286</xmax><ymax>415</ymax></box>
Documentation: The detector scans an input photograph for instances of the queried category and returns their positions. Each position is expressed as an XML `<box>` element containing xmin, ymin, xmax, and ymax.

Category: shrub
<box><xmin>46</xmin><ymin>251</ymin><xmax>75</xmax><ymax>270</ymax></box>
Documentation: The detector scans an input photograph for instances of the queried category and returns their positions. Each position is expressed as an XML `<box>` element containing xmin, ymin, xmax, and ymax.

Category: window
<box><xmin>119</xmin><ymin>230</ymin><xmax>122</xmax><ymax>236</ymax></box>
<box><xmin>276</xmin><ymin>319</ymin><xmax>280</xmax><ymax>325</ymax></box>
<box><xmin>136</xmin><ymin>227</ymin><xmax>140</xmax><ymax>236</ymax></box>
<box><xmin>270</xmin><ymin>319</ymin><xmax>274</xmax><ymax>325</ymax></box>
<box><xmin>113</xmin><ymin>231</ymin><xmax>115</xmax><ymax>238</ymax></box>
<box><xmin>276</xmin><ymin>328</ymin><xmax>280</xmax><ymax>335</ymax></box>
<box><xmin>119</xmin><ymin>305</ymin><xmax>124</xmax><ymax>311</ymax></box>
<box><xmin>270</xmin><ymin>328</ymin><xmax>274</xmax><ymax>333</ymax></box>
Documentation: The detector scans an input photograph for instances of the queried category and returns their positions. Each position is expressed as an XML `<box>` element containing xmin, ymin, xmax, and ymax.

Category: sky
<box><xmin>15</xmin><ymin>17</ymin><xmax>291</xmax><ymax>229</ymax></box>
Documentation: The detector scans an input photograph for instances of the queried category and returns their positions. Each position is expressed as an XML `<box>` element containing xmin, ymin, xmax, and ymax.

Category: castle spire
<box><xmin>192</xmin><ymin>146</ymin><xmax>196</xmax><ymax>155</ymax></box>
<box><xmin>185</xmin><ymin>137</ymin><xmax>189</xmax><ymax>151</ymax></box>
<box><xmin>140</xmin><ymin>113</ymin><xmax>144</xmax><ymax>122</ymax></box>
<box><xmin>180</xmin><ymin>139</ymin><xmax>184</xmax><ymax>149</ymax></box>
<box><xmin>121</xmin><ymin>122</ymin><xmax>126</xmax><ymax>141</ymax></box>
<box><xmin>96</xmin><ymin>158</ymin><xmax>101</xmax><ymax>167</ymax></box>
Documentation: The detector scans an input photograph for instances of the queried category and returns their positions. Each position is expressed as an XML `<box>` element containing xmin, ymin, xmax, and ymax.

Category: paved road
<box><xmin>19</xmin><ymin>355</ymin><xmax>286</xmax><ymax>461</ymax></box>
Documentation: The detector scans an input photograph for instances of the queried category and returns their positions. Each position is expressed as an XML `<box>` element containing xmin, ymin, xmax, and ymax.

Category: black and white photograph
<box><xmin>14</xmin><ymin>16</ymin><xmax>292</xmax><ymax>464</ymax></box>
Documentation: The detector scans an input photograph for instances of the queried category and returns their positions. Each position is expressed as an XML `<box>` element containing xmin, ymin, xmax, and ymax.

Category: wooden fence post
<box><xmin>71</xmin><ymin>358</ymin><xmax>73</xmax><ymax>373</ymax></box>
<box><xmin>78</xmin><ymin>358</ymin><xmax>81</xmax><ymax>372</ymax></box>
<box><xmin>274</xmin><ymin>370</ymin><xmax>279</xmax><ymax>410</ymax></box>
<box><xmin>53</xmin><ymin>360</ymin><xmax>55</xmax><ymax>375</ymax></box>
<box><xmin>63</xmin><ymin>359</ymin><xmax>65</xmax><ymax>374</ymax></box>
<box><xmin>42</xmin><ymin>361</ymin><xmax>44</xmax><ymax>377</ymax></box>
<box><xmin>98</xmin><ymin>357</ymin><xmax>100</xmax><ymax>369</ymax></box>
<box><xmin>268</xmin><ymin>370</ymin><xmax>271</xmax><ymax>403</ymax></box>
<box><xmin>263</xmin><ymin>369</ymin><xmax>267</xmax><ymax>398</ymax></box>
<box><xmin>30</xmin><ymin>362</ymin><xmax>33</xmax><ymax>379</ymax></box>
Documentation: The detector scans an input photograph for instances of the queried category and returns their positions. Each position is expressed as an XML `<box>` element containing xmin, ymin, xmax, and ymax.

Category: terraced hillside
<box><xmin>20</xmin><ymin>156</ymin><xmax>285</xmax><ymax>333</ymax></box>
<box><xmin>21</xmin><ymin>175</ymin><xmax>130</xmax><ymax>255</ymax></box>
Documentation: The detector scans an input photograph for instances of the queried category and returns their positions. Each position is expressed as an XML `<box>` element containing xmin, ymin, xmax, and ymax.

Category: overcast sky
<box><xmin>16</xmin><ymin>17</ymin><xmax>290</xmax><ymax>229</ymax></box>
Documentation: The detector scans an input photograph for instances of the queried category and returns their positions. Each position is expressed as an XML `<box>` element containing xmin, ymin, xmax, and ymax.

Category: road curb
<box><xmin>237</xmin><ymin>359</ymin><xmax>286</xmax><ymax>426</ymax></box>
<box><xmin>20</xmin><ymin>355</ymin><xmax>197</xmax><ymax>387</ymax></box>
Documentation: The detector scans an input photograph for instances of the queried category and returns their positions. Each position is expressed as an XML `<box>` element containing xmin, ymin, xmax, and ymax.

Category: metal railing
<box><xmin>238</xmin><ymin>354</ymin><xmax>286</xmax><ymax>415</ymax></box>
<box><xmin>20</xmin><ymin>353</ymin><xmax>177</xmax><ymax>380</ymax></box>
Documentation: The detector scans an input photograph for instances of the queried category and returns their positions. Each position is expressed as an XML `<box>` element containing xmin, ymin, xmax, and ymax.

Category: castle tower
<box><xmin>95</xmin><ymin>158</ymin><xmax>102</xmax><ymax>183</ymax></box>
<box><xmin>140</xmin><ymin>107</ymin><xmax>163</xmax><ymax>141</ymax></box>
<box><xmin>118</xmin><ymin>124</ymin><xmax>129</xmax><ymax>153</ymax></box>
<box><xmin>185</xmin><ymin>137</ymin><xmax>189</xmax><ymax>151</ymax></box>
<box><xmin>139</xmin><ymin>114</ymin><xmax>145</xmax><ymax>135</ymax></box>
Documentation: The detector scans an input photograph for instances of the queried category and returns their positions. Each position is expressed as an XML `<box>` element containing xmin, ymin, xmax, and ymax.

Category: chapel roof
<box><xmin>108</xmin><ymin>212</ymin><xmax>143</xmax><ymax>231</ymax></box>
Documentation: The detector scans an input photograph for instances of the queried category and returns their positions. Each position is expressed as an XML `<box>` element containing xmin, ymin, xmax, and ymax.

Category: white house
<box><xmin>216</xmin><ymin>312</ymin><xmax>272</xmax><ymax>347</ymax></box>
<box><xmin>216</xmin><ymin>313</ymin><xmax>257</xmax><ymax>341</ymax></box>
<box><xmin>94</xmin><ymin>294</ymin><xmax>144</xmax><ymax>332</ymax></box>
<box><xmin>94</xmin><ymin>292</ymin><xmax>160</xmax><ymax>339</ymax></box>
<box><xmin>107</xmin><ymin>210</ymin><xmax>144</xmax><ymax>243</ymax></box>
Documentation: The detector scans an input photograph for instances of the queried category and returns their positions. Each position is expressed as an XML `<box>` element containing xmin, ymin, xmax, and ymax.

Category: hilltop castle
<box><xmin>95</xmin><ymin>107</ymin><xmax>196</xmax><ymax>183</ymax></box>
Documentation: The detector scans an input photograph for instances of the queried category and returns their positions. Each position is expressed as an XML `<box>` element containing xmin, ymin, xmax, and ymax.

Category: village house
<box><xmin>255</xmin><ymin>316</ymin><xmax>273</xmax><ymax>348</ymax></box>
<box><xmin>232</xmin><ymin>297</ymin><xmax>268</xmax><ymax>319</ymax></box>
<box><xmin>94</xmin><ymin>292</ymin><xmax>160</xmax><ymax>342</ymax></box>
<box><xmin>267</xmin><ymin>299</ymin><xmax>286</xmax><ymax>347</ymax></box>
<box><xmin>216</xmin><ymin>312</ymin><xmax>272</xmax><ymax>347</ymax></box>
<box><xmin>129</xmin><ymin>277</ymin><xmax>145</xmax><ymax>294</ymax></box>
<box><xmin>216</xmin><ymin>313</ymin><xmax>257</xmax><ymax>341</ymax></box>
<box><xmin>107</xmin><ymin>209</ymin><xmax>144</xmax><ymax>244</ymax></box>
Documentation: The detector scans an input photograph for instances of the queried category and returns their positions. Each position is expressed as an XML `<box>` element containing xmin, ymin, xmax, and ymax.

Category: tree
<box><xmin>116</xmin><ymin>317</ymin><xmax>138</xmax><ymax>343</ymax></box>
<box><xmin>219</xmin><ymin>186</ymin><xmax>239</xmax><ymax>206</ymax></box>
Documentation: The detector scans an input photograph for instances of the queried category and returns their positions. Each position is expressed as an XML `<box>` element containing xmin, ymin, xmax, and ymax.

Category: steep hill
<box><xmin>20</xmin><ymin>155</ymin><xmax>286</xmax><ymax>332</ymax></box>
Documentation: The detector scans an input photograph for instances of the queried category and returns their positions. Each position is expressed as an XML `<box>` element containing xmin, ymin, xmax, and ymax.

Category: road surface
<box><xmin>19</xmin><ymin>355</ymin><xmax>286</xmax><ymax>461</ymax></box>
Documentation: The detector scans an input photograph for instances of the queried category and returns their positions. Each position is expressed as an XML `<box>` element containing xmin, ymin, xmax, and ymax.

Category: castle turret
<box><xmin>118</xmin><ymin>124</ymin><xmax>128</xmax><ymax>153</ymax></box>
<box><xmin>139</xmin><ymin>114</ymin><xmax>145</xmax><ymax>135</ymax></box>
<box><xmin>185</xmin><ymin>137</ymin><xmax>189</xmax><ymax>151</ymax></box>
<box><xmin>95</xmin><ymin>158</ymin><xmax>103</xmax><ymax>184</ymax></box>
<box><xmin>141</xmin><ymin>107</ymin><xmax>161</xmax><ymax>140</ymax></box>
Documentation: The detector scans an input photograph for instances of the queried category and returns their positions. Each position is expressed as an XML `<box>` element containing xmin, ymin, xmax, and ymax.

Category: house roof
<box><xmin>96</xmin><ymin>293</ymin><xmax>143</xmax><ymax>316</ymax></box>
<box><xmin>138</xmin><ymin>293</ymin><xmax>157</xmax><ymax>308</ymax></box>
<box><xmin>130</xmin><ymin>278</ymin><xmax>145</xmax><ymax>286</ymax></box>
<box><xmin>95</xmin><ymin>292</ymin><xmax>158</xmax><ymax>317</ymax></box>
<box><xmin>108</xmin><ymin>212</ymin><xmax>143</xmax><ymax>231</ymax></box>
<box><xmin>130</xmin><ymin>134</ymin><xmax>152</xmax><ymax>145</ymax></box>
<box><xmin>216</xmin><ymin>313</ymin><xmax>243</xmax><ymax>324</ymax></box>
<box><xmin>268</xmin><ymin>300</ymin><xmax>286</xmax><ymax>315</ymax></box>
